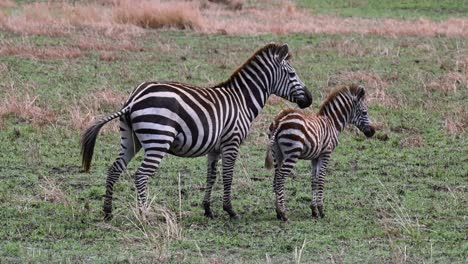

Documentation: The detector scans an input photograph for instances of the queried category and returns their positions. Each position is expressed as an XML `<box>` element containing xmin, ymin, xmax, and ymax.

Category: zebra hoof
<box><xmin>311</xmin><ymin>206</ymin><xmax>319</xmax><ymax>219</ymax></box>
<box><xmin>104</xmin><ymin>212</ymin><xmax>113</xmax><ymax>221</ymax></box>
<box><xmin>230</xmin><ymin>213</ymin><xmax>241</xmax><ymax>220</ymax></box>
<box><xmin>223</xmin><ymin>205</ymin><xmax>239</xmax><ymax>220</ymax></box>
<box><xmin>276</xmin><ymin>211</ymin><xmax>288</xmax><ymax>222</ymax></box>
<box><xmin>318</xmin><ymin>205</ymin><xmax>325</xmax><ymax>218</ymax></box>
<box><xmin>311</xmin><ymin>205</ymin><xmax>325</xmax><ymax>219</ymax></box>
<box><xmin>204</xmin><ymin>211</ymin><xmax>214</xmax><ymax>219</ymax></box>
<box><xmin>203</xmin><ymin>202</ymin><xmax>214</xmax><ymax>219</ymax></box>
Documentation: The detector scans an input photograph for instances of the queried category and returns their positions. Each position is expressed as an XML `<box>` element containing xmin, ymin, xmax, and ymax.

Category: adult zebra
<box><xmin>265</xmin><ymin>84</ymin><xmax>375</xmax><ymax>221</ymax></box>
<box><xmin>81</xmin><ymin>43</ymin><xmax>313</xmax><ymax>220</ymax></box>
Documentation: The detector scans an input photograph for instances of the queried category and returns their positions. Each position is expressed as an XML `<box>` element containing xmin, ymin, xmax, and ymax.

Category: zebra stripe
<box><xmin>265</xmin><ymin>84</ymin><xmax>375</xmax><ymax>221</ymax></box>
<box><xmin>81</xmin><ymin>43</ymin><xmax>313</xmax><ymax>220</ymax></box>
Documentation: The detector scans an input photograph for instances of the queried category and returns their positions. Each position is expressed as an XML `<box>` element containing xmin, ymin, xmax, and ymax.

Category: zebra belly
<box><xmin>168</xmin><ymin>136</ymin><xmax>218</xmax><ymax>157</ymax></box>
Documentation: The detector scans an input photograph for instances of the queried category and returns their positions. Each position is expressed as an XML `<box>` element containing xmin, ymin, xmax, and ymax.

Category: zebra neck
<box><xmin>319</xmin><ymin>99</ymin><xmax>351</xmax><ymax>134</ymax></box>
<box><xmin>224</xmin><ymin>69</ymin><xmax>269</xmax><ymax>120</ymax></box>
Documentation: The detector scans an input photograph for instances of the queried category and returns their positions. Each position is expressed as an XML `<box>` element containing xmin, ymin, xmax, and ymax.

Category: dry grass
<box><xmin>327</xmin><ymin>71</ymin><xmax>402</xmax><ymax>108</ymax></box>
<box><xmin>427</xmin><ymin>71</ymin><xmax>467</xmax><ymax>93</ymax></box>
<box><xmin>113</xmin><ymin>0</ymin><xmax>203</xmax><ymax>30</ymax></box>
<box><xmin>207</xmin><ymin>0</ymin><xmax>244</xmax><ymax>10</ymax></box>
<box><xmin>1</xmin><ymin>1</ymin><xmax>143</xmax><ymax>37</ymax></box>
<box><xmin>0</xmin><ymin>35</ymin><xmax>142</xmax><ymax>60</ymax></box>
<box><xmin>121</xmin><ymin>196</ymin><xmax>184</xmax><ymax>254</ymax></box>
<box><xmin>0</xmin><ymin>83</ymin><xmax>129</xmax><ymax>132</ymax></box>
<box><xmin>0</xmin><ymin>84</ymin><xmax>57</xmax><ymax>130</ymax></box>
<box><xmin>67</xmin><ymin>89</ymin><xmax>127</xmax><ymax>133</ymax></box>
<box><xmin>201</xmin><ymin>1</ymin><xmax>468</xmax><ymax>37</ymax></box>
<box><xmin>39</xmin><ymin>176</ymin><xmax>68</xmax><ymax>204</ymax></box>
<box><xmin>1</xmin><ymin>0</ymin><xmax>466</xmax><ymax>38</ymax></box>
<box><xmin>0</xmin><ymin>0</ymin><xmax>15</xmax><ymax>8</ymax></box>
<box><xmin>71</xmin><ymin>35</ymin><xmax>141</xmax><ymax>52</ymax></box>
<box><xmin>399</xmin><ymin>134</ymin><xmax>425</xmax><ymax>148</ymax></box>
<box><xmin>0</xmin><ymin>42</ymin><xmax>85</xmax><ymax>60</ymax></box>
<box><xmin>444</xmin><ymin>107</ymin><xmax>468</xmax><ymax>135</ymax></box>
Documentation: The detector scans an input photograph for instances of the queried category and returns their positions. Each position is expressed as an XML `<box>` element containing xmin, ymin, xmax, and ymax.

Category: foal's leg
<box><xmin>104</xmin><ymin>119</ymin><xmax>141</xmax><ymax>220</ymax></box>
<box><xmin>202</xmin><ymin>151</ymin><xmax>221</xmax><ymax>218</ymax></box>
<box><xmin>311</xmin><ymin>152</ymin><xmax>330</xmax><ymax>219</ymax></box>
<box><xmin>274</xmin><ymin>154</ymin><xmax>299</xmax><ymax>221</ymax></box>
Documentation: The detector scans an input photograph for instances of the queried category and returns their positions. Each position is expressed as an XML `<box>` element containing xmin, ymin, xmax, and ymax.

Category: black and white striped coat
<box><xmin>265</xmin><ymin>84</ymin><xmax>374</xmax><ymax>221</ymax></box>
<box><xmin>81</xmin><ymin>44</ymin><xmax>313</xmax><ymax>220</ymax></box>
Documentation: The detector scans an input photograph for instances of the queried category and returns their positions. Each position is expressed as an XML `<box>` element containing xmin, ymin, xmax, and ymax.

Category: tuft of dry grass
<box><xmin>113</xmin><ymin>0</ymin><xmax>204</xmax><ymax>30</ymax></box>
<box><xmin>208</xmin><ymin>0</ymin><xmax>244</xmax><ymax>10</ymax></box>
<box><xmin>399</xmin><ymin>134</ymin><xmax>425</xmax><ymax>148</ymax></box>
<box><xmin>39</xmin><ymin>176</ymin><xmax>68</xmax><ymax>204</ymax></box>
<box><xmin>0</xmin><ymin>42</ymin><xmax>85</xmax><ymax>60</ymax></box>
<box><xmin>444</xmin><ymin>107</ymin><xmax>468</xmax><ymax>135</ymax></box>
<box><xmin>71</xmin><ymin>35</ymin><xmax>141</xmax><ymax>52</ymax></box>
<box><xmin>427</xmin><ymin>72</ymin><xmax>467</xmax><ymax>93</ymax></box>
<box><xmin>121</xmin><ymin>196</ymin><xmax>184</xmax><ymax>253</ymax></box>
<box><xmin>0</xmin><ymin>84</ymin><xmax>57</xmax><ymax>130</ymax></box>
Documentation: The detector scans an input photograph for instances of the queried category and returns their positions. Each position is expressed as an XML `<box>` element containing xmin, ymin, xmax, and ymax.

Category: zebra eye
<box><xmin>362</xmin><ymin>110</ymin><xmax>368</xmax><ymax>115</ymax></box>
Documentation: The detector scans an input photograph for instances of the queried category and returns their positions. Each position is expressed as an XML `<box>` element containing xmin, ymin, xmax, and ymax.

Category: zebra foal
<box><xmin>81</xmin><ymin>43</ymin><xmax>312</xmax><ymax>220</ymax></box>
<box><xmin>265</xmin><ymin>84</ymin><xmax>375</xmax><ymax>221</ymax></box>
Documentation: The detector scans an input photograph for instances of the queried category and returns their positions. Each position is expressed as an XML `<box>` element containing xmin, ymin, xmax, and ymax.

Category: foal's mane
<box><xmin>318</xmin><ymin>84</ymin><xmax>362</xmax><ymax>115</ymax></box>
<box><xmin>212</xmin><ymin>44</ymin><xmax>290</xmax><ymax>88</ymax></box>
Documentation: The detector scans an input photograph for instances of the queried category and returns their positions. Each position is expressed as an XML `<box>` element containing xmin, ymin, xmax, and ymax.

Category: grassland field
<box><xmin>0</xmin><ymin>0</ymin><xmax>467</xmax><ymax>263</ymax></box>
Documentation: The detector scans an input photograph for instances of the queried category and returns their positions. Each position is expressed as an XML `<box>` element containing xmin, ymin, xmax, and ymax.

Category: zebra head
<box><xmin>271</xmin><ymin>44</ymin><xmax>312</xmax><ymax>109</ymax></box>
<box><xmin>350</xmin><ymin>85</ymin><xmax>375</xmax><ymax>138</ymax></box>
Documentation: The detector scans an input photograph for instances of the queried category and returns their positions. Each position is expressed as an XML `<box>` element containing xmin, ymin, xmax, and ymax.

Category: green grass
<box><xmin>1</xmin><ymin>2</ymin><xmax>467</xmax><ymax>263</ymax></box>
<box><xmin>296</xmin><ymin>0</ymin><xmax>468</xmax><ymax>20</ymax></box>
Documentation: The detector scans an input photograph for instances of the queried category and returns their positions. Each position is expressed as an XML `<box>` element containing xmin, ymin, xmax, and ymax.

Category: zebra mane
<box><xmin>212</xmin><ymin>43</ymin><xmax>290</xmax><ymax>88</ymax></box>
<box><xmin>318</xmin><ymin>84</ymin><xmax>363</xmax><ymax>115</ymax></box>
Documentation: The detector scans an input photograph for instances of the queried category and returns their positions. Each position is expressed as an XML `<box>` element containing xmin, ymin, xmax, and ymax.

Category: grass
<box><xmin>0</xmin><ymin>1</ymin><xmax>467</xmax><ymax>263</ymax></box>
<box><xmin>297</xmin><ymin>0</ymin><xmax>468</xmax><ymax>21</ymax></box>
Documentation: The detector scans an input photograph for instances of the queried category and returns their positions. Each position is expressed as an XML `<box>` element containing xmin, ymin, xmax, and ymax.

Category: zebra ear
<box><xmin>277</xmin><ymin>44</ymin><xmax>289</xmax><ymax>62</ymax></box>
<box><xmin>357</xmin><ymin>85</ymin><xmax>366</xmax><ymax>99</ymax></box>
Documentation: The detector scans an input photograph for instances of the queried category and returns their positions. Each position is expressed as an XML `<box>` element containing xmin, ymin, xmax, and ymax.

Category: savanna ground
<box><xmin>0</xmin><ymin>0</ymin><xmax>467</xmax><ymax>263</ymax></box>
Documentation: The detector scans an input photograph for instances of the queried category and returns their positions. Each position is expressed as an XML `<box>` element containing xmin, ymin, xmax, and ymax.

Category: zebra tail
<box><xmin>264</xmin><ymin>124</ymin><xmax>278</xmax><ymax>170</ymax></box>
<box><xmin>81</xmin><ymin>106</ymin><xmax>130</xmax><ymax>172</ymax></box>
<box><xmin>265</xmin><ymin>146</ymin><xmax>274</xmax><ymax>170</ymax></box>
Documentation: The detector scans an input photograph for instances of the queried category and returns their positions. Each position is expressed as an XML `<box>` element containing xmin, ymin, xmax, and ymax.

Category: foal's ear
<box><xmin>277</xmin><ymin>44</ymin><xmax>289</xmax><ymax>62</ymax></box>
<box><xmin>357</xmin><ymin>85</ymin><xmax>366</xmax><ymax>99</ymax></box>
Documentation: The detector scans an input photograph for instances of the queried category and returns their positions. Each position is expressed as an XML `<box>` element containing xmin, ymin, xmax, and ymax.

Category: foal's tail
<box><xmin>264</xmin><ymin>122</ymin><xmax>279</xmax><ymax>170</ymax></box>
<box><xmin>81</xmin><ymin>106</ymin><xmax>130</xmax><ymax>172</ymax></box>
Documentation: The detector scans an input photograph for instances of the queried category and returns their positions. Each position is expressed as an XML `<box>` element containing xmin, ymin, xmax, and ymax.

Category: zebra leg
<box><xmin>311</xmin><ymin>153</ymin><xmax>330</xmax><ymax>219</ymax></box>
<box><xmin>221</xmin><ymin>148</ymin><xmax>240</xmax><ymax>219</ymax></box>
<box><xmin>202</xmin><ymin>151</ymin><xmax>221</xmax><ymax>218</ymax></box>
<box><xmin>274</xmin><ymin>156</ymin><xmax>297</xmax><ymax>222</ymax></box>
<box><xmin>104</xmin><ymin>120</ymin><xmax>141</xmax><ymax>221</ymax></box>
<box><xmin>310</xmin><ymin>159</ymin><xmax>319</xmax><ymax>219</ymax></box>
<box><xmin>134</xmin><ymin>137</ymin><xmax>172</xmax><ymax>219</ymax></box>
